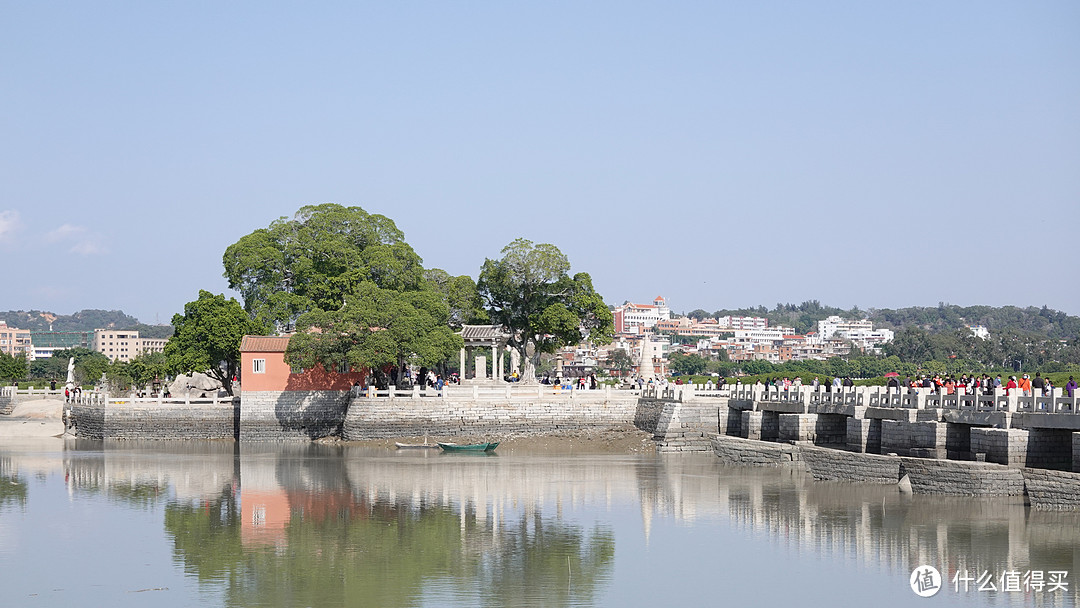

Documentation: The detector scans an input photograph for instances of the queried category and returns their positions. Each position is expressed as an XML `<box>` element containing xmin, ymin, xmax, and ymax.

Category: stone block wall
<box><xmin>1074</xmin><ymin>433</ymin><xmax>1080</xmax><ymax>473</ymax></box>
<box><xmin>800</xmin><ymin>445</ymin><xmax>900</xmax><ymax>484</ymax></box>
<box><xmin>0</xmin><ymin>392</ymin><xmax>13</xmax><ymax>415</ymax></box>
<box><xmin>72</xmin><ymin>401</ymin><xmax>237</xmax><ymax>440</ymax></box>
<box><xmin>814</xmin><ymin>413</ymin><xmax>847</xmax><ymax>446</ymax></box>
<box><xmin>1023</xmin><ymin>468</ymin><xmax>1080</xmax><ymax>510</ymax></box>
<box><xmin>970</xmin><ymin>428</ymin><xmax>1028</xmax><ymax>466</ymax></box>
<box><xmin>846</xmin><ymin>418</ymin><xmax>881</xmax><ymax>453</ymax></box>
<box><xmin>633</xmin><ymin>398</ymin><xmax>666</xmax><ymax>433</ymax></box>
<box><xmin>73</xmin><ymin>402</ymin><xmax>105</xmax><ymax>438</ymax></box>
<box><xmin>654</xmin><ymin>401</ymin><xmax>718</xmax><ymax>452</ymax></box>
<box><xmin>712</xmin><ymin>434</ymin><xmax>802</xmax><ymax>468</ymax></box>
<box><xmin>1025</xmin><ymin>428</ymin><xmax>1073</xmax><ymax>471</ymax></box>
<box><xmin>722</xmin><ymin>406</ymin><xmax>742</xmax><ymax>436</ymax></box>
<box><xmin>741</xmin><ymin>411</ymin><xmax>761</xmax><ymax>440</ymax></box>
<box><xmin>343</xmin><ymin>395</ymin><xmax>641</xmax><ymax>440</ymax></box>
<box><xmin>945</xmin><ymin>422</ymin><xmax>973</xmax><ymax>460</ymax></box>
<box><xmin>899</xmin><ymin>457</ymin><xmax>1024</xmax><ymax>496</ymax></box>
<box><xmin>242</xmin><ymin>391</ymin><xmax>350</xmax><ymax>440</ymax></box>
<box><xmin>778</xmin><ymin>414</ymin><xmax>816</xmax><ymax>443</ymax></box>
<box><xmin>881</xmin><ymin>420</ymin><xmax>947</xmax><ymax>457</ymax></box>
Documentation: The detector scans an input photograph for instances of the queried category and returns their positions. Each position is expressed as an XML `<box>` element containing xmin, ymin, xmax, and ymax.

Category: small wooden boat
<box><xmin>395</xmin><ymin>441</ymin><xmax>440</xmax><ymax>449</ymax></box>
<box><xmin>396</xmin><ymin>435</ymin><xmax>440</xmax><ymax>449</ymax></box>
<box><xmin>437</xmin><ymin>441</ymin><xmax>499</xmax><ymax>452</ymax></box>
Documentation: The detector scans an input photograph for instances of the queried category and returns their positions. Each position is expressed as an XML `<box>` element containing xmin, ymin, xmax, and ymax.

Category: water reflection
<box><xmin>2</xmin><ymin>440</ymin><xmax>1079</xmax><ymax>607</ymax></box>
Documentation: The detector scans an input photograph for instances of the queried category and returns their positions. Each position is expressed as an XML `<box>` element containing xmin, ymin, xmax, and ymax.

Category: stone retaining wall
<box><xmin>633</xmin><ymin>398</ymin><xmax>666</xmax><ymax>434</ymax></box>
<box><xmin>241</xmin><ymin>391</ymin><xmax>350</xmax><ymax>440</ymax></box>
<box><xmin>800</xmin><ymin>445</ymin><xmax>900</xmax><ymax>484</ymax></box>
<box><xmin>1023</xmin><ymin>468</ymin><xmax>1080</xmax><ymax>510</ymax></box>
<box><xmin>0</xmin><ymin>392</ymin><xmax>13</xmax><ymax>415</ymax></box>
<box><xmin>970</xmin><ymin>428</ymin><xmax>1028</xmax><ymax>466</ymax></box>
<box><xmin>72</xmin><ymin>401</ymin><xmax>237</xmax><ymax>440</ymax></box>
<box><xmin>711</xmin><ymin>434</ymin><xmax>803</xmax><ymax>468</ymax></box>
<box><xmin>343</xmin><ymin>395</ymin><xmax>641</xmax><ymax>440</ymax></box>
<box><xmin>899</xmin><ymin>457</ymin><xmax>1024</xmax><ymax>496</ymax></box>
<box><xmin>881</xmin><ymin>420</ymin><xmax>947</xmax><ymax>457</ymax></box>
<box><xmin>654</xmin><ymin>401</ymin><xmax>717</xmax><ymax>452</ymax></box>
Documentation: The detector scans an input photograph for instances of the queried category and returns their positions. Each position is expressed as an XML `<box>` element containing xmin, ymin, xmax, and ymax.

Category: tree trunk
<box><xmin>518</xmin><ymin>341</ymin><xmax>539</xmax><ymax>384</ymax></box>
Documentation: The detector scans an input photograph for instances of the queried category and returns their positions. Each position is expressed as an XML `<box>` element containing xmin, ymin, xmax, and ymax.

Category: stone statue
<box><xmin>65</xmin><ymin>357</ymin><xmax>75</xmax><ymax>390</ymax></box>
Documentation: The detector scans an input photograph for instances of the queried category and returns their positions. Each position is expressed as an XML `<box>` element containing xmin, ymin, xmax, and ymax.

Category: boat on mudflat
<box><xmin>437</xmin><ymin>441</ymin><xmax>500</xmax><ymax>452</ymax></box>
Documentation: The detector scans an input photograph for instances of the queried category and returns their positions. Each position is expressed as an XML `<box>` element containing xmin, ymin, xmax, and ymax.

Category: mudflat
<box><xmin>0</xmin><ymin>398</ymin><xmax>65</xmax><ymax>438</ymax></box>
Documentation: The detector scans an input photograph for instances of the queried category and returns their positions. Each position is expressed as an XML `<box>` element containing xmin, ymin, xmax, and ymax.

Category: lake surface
<box><xmin>1</xmin><ymin>437</ymin><xmax>1078</xmax><ymax>607</ymax></box>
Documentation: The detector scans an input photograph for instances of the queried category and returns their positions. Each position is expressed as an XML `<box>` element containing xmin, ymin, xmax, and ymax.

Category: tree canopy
<box><xmin>164</xmin><ymin>291</ymin><xmax>267</xmax><ymax>395</ymax></box>
<box><xmin>477</xmin><ymin>239</ymin><xmax>613</xmax><ymax>381</ymax></box>
<box><xmin>285</xmin><ymin>282</ymin><xmax>462</xmax><ymax>378</ymax></box>
<box><xmin>222</xmin><ymin>204</ymin><xmax>425</xmax><ymax>330</ymax></box>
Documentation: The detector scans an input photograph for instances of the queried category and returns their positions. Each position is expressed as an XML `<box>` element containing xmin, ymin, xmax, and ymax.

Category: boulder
<box><xmin>169</xmin><ymin>372</ymin><xmax>224</xmax><ymax>397</ymax></box>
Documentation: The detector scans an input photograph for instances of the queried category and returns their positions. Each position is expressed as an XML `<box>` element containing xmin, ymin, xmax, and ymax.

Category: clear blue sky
<box><xmin>2</xmin><ymin>1</ymin><xmax>1078</xmax><ymax>323</ymax></box>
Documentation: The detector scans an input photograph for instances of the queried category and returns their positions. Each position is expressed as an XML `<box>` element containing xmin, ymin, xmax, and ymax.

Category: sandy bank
<box><xmin>0</xmin><ymin>398</ymin><xmax>66</xmax><ymax>438</ymax></box>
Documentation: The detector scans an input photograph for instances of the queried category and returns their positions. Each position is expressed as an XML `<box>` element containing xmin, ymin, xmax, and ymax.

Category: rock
<box><xmin>169</xmin><ymin>373</ymin><xmax>223</xmax><ymax>396</ymax></box>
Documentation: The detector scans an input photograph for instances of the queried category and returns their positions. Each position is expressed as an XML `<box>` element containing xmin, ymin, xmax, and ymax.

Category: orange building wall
<box><xmin>241</xmin><ymin>351</ymin><xmax>367</xmax><ymax>392</ymax></box>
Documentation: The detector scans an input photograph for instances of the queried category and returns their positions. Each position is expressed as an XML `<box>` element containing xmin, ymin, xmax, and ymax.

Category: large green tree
<box><xmin>285</xmin><ymin>282</ymin><xmax>462</xmax><ymax>381</ymax></box>
<box><xmin>477</xmin><ymin>239</ymin><xmax>613</xmax><ymax>382</ymax></box>
<box><xmin>224</xmin><ymin>204</ymin><xmax>469</xmax><ymax>379</ymax></box>
<box><xmin>165</xmin><ymin>291</ymin><xmax>268</xmax><ymax>395</ymax></box>
<box><xmin>222</xmin><ymin>204</ymin><xmax>425</xmax><ymax>330</ymax></box>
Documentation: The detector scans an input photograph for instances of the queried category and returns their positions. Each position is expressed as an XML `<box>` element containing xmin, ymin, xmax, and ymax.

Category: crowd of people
<box><xmin>884</xmin><ymin>372</ymin><xmax>1076</xmax><ymax>398</ymax></box>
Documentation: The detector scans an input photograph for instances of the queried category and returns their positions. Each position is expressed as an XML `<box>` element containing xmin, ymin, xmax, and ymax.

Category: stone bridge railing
<box><xmin>728</xmin><ymin>384</ymin><xmax>1079</xmax><ymax>414</ymax></box>
<box><xmin>351</xmin><ymin>383</ymin><xmax>646</xmax><ymax>401</ymax></box>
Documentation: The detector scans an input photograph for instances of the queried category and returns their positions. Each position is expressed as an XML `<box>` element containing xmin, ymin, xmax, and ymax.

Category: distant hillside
<box><xmin>689</xmin><ymin>301</ymin><xmax>1080</xmax><ymax>339</ymax></box>
<box><xmin>0</xmin><ymin>309</ymin><xmax>174</xmax><ymax>339</ymax></box>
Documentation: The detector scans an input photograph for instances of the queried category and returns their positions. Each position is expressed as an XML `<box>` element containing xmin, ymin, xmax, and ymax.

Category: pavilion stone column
<box><xmin>492</xmin><ymin>343</ymin><xmax>498</xmax><ymax>381</ymax></box>
<box><xmin>459</xmin><ymin>347</ymin><xmax>466</xmax><ymax>380</ymax></box>
<box><xmin>510</xmin><ymin>348</ymin><xmax>520</xmax><ymax>374</ymax></box>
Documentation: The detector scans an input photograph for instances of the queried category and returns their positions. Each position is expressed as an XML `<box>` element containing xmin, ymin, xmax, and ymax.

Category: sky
<box><xmin>2</xmin><ymin>1</ymin><xmax>1078</xmax><ymax>324</ymax></box>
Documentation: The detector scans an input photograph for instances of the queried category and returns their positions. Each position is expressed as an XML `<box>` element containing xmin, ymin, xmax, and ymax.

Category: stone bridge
<box><xmin>724</xmin><ymin>385</ymin><xmax>1080</xmax><ymax>470</ymax></box>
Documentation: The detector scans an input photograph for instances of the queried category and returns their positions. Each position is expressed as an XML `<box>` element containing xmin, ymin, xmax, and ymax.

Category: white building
<box><xmin>716</xmin><ymin>316</ymin><xmax>768</xmax><ymax>330</ymax></box>
<box><xmin>817</xmin><ymin>316</ymin><xmax>893</xmax><ymax>352</ymax></box>
<box><xmin>613</xmin><ymin>296</ymin><xmax>671</xmax><ymax>334</ymax></box>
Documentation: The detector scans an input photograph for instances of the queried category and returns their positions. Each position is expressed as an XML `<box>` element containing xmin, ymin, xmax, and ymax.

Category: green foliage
<box><xmin>223</xmin><ymin>204</ymin><xmax>423</xmax><ymax>329</ymax></box>
<box><xmin>422</xmin><ymin>268</ymin><xmax>487</xmax><ymax>328</ymax></box>
<box><xmin>0</xmin><ymin>352</ymin><xmax>28</xmax><ymax>381</ymax></box>
<box><xmin>478</xmin><ymin>239</ymin><xmax>613</xmax><ymax>376</ymax></box>
<box><xmin>286</xmin><ymin>282</ymin><xmax>463</xmax><ymax>374</ymax></box>
<box><xmin>606</xmin><ymin>349</ymin><xmax>633</xmax><ymax>375</ymax></box>
<box><xmin>165</xmin><ymin>291</ymin><xmax>268</xmax><ymax>395</ymax></box>
<box><xmin>668</xmin><ymin>352</ymin><xmax>708</xmax><ymax>376</ymax></box>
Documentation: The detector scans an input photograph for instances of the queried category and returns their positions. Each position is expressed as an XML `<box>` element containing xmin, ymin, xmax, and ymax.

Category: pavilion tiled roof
<box><xmin>458</xmin><ymin>325</ymin><xmax>510</xmax><ymax>340</ymax></box>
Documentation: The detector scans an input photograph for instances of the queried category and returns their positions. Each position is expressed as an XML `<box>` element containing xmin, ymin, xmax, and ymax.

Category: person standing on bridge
<box><xmin>1032</xmin><ymin>373</ymin><xmax>1045</xmax><ymax>395</ymax></box>
<box><xmin>1066</xmin><ymin>376</ymin><xmax>1077</xmax><ymax>398</ymax></box>
<box><xmin>1018</xmin><ymin>374</ymin><xmax>1032</xmax><ymax>396</ymax></box>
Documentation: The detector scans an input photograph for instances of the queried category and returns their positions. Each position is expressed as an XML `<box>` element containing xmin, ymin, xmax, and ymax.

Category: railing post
<box><xmin>389</xmin><ymin>385</ymin><xmax>396</xmax><ymax>400</ymax></box>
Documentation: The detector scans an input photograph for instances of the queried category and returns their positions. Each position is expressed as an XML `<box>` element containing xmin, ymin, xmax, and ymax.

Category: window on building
<box><xmin>253</xmin><ymin>358</ymin><xmax>266</xmax><ymax>374</ymax></box>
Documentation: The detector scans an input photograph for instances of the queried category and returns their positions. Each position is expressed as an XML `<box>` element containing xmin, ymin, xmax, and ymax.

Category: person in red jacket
<box><xmin>1005</xmin><ymin>376</ymin><xmax>1018</xmax><ymax>396</ymax></box>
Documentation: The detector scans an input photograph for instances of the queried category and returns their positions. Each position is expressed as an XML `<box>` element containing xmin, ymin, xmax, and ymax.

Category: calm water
<box><xmin>1</xmin><ymin>438</ymin><xmax>1078</xmax><ymax>608</ymax></box>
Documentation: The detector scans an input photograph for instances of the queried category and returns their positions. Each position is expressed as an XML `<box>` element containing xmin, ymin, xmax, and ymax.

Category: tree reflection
<box><xmin>0</xmin><ymin>457</ymin><xmax>28</xmax><ymax>508</ymax></box>
<box><xmin>164</xmin><ymin>486</ymin><xmax>615</xmax><ymax>608</ymax></box>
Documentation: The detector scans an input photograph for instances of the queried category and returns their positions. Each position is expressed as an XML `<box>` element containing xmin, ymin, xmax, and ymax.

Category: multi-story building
<box><xmin>817</xmin><ymin>316</ymin><xmax>893</xmax><ymax>353</ymax></box>
<box><xmin>30</xmin><ymin>330</ymin><xmax>93</xmax><ymax>360</ymax></box>
<box><xmin>0</xmin><ymin>322</ymin><xmax>32</xmax><ymax>358</ymax></box>
<box><xmin>92</xmin><ymin>329</ymin><xmax>168</xmax><ymax>362</ymax></box>
<box><xmin>612</xmin><ymin>296</ymin><xmax>670</xmax><ymax>334</ymax></box>
<box><xmin>716</xmin><ymin>316</ymin><xmax>769</xmax><ymax>330</ymax></box>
